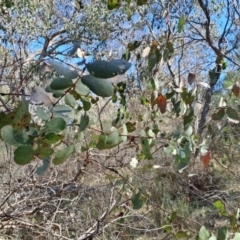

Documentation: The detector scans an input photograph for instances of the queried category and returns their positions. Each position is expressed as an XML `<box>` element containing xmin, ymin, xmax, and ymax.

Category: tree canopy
<box><xmin>0</xmin><ymin>0</ymin><xmax>240</xmax><ymax>239</ymax></box>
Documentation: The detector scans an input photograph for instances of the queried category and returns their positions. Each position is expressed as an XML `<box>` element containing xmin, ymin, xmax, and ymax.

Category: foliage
<box><xmin>0</xmin><ymin>0</ymin><xmax>240</xmax><ymax>239</ymax></box>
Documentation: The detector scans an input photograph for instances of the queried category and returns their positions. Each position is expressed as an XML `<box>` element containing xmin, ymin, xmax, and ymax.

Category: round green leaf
<box><xmin>53</xmin><ymin>145</ymin><xmax>75</xmax><ymax>165</ymax></box>
<box><xmin>50</xmin><ymin>77</ymin><xmax>73</xmax><ymax>90</ymax></box>
<box><xmin>198</xmin><ymin>226</ymin><xmax>210</xmax><ymax>239</ymax></box>
<box><xmin>75</xmin><ymin>79</ymin><xmax>90</xmax><ymax>95</ymax></box>
<box><xmin>14</xmin><ymin>146</ymin><xmax>34</xmax><ymax>165</ymax></box>
<box><xmin>36</xmin><ymin>107</ymin><xmax>50</xmax><ymax>120</ymax></box>
<box><xmin>96</xmin><ymin>130</ymin><xmax>121</xmax><ymax>150</ymax></box>
<box><xmin>86</xmin><ymin>59</ymin><xmax>131</xmax><ymax>79</ymax></box>
<box><xmin>65</xmin><ymin>93</ymin><xmax>77</xmax><ymax>107</ymax></box>
<box><xmin>45</xmin><ymin>118</ymin><xmax>66</xmax><ymax>133</ymax></box>
<box><xmin>82</xmin><ymin>75</ymin><xmax>113</xmax><ymax>97</ymax></box>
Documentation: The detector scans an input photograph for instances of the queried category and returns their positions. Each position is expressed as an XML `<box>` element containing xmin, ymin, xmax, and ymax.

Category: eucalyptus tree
<box><xmin>1</xmin><ymin>0</ymin><xmax>240</xmax><ymax>239</ymax></box>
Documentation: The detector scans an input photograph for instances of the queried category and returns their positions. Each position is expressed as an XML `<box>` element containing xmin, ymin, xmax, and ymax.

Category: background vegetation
<box><xmin>0</xmin><ymin>0</ymin><xmax>240</xmax><ymax>239</ymax></box>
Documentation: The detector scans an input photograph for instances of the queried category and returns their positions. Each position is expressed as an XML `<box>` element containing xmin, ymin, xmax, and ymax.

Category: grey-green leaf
<box><xmin>86</xmin><ymin>59</ymin><xmax>131</xmax><ymax>79</ymax></box>
<box><xmin>51</xmin><ymin>77</ymin><xmax>73</xmax><ymax>90</ymax></box>
<box><xmin>36</xmin><ymin>107</ymin><xmax>50</xmax><ymax>120</ymax></box>
<box><xmin>82</xmin><ymin>75</ymin><xmax>113</xmax><ymax>97</ymax></box>
<box><xmin>75</xmin><ymin>79</ymin><xmax>90</xmax><ymax>95</ymax></box>
<box><xmin>47</xmin><ymin>60</ymin><xmax>79</xmax><ymax>79</ymax></box>
<box><xmin>96</xmin><ymin>130</ymin><xmax>121</xmax><ymax>150</ymax></box>
<box><xmin>1</xmin><ymin>125</ymin><xmax>29</xmax><ymax>147</ymax></box>
<box><xmin>52</xmin><ymin>145</ymin><xmax>75</xmax><ymax>165</ymax></box>
<box><xmin>79</xmin><ymin>113</ymin><xmax>89</xmax><ymax>132</ymax></box>
<box><xmin>45</xmin><ymin>118</ymin><xmax>66</xmax><ymax>133</ymax></box>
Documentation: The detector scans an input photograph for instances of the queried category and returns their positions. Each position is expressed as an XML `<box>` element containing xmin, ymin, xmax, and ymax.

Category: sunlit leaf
<box><xmin>214</xmin><ymin>200</ymin><xmax>225</xmax><ymax>212</ymax></box>
<box><xmin>197</xmin><ymin>81</ymin><xmax>210</xmax><ymax>88</ymax></box>
<box><xmin>198</xmin><ymin>226</ymin><xmax>210</xmax><ymax>239</ymax></box>
<box><xmin>75</xmin><ymin>79</ymin><xmax>90</xmax><ymax>95</ymax></box>
<box><xmin>130</xmin><ymin>157</ymin><xmax>138</xmax><ymax>168</ymax></box>
<box><xmin>52</xmin><ymin>145</ymin><xmax>75</xmax><ymax>165</ymax></box>
<box><xmin>45</xmin><ymin>118</ymin><xmax>66</xmax><ymax>133</ymax></box>
<box><xmin>36</xmin><ymin>107</ymin><xmax>50</xmax><ymax>120</ymax></box>
<box><xmin>233</xmin><ymin>233</ymin><xmax>240</xmax><ymax>240</ymax></box>
<box><xmin>178</xmin><ymin>16</ymin><xmax>185</xmax><ymax>33</ymax></box>
<box><xmin>141</xmin><ymin>46</ymin><xmax>150</xmax><ymax>58</ymax></box>
<box><xmin>82</xmin><ymin>75</ymin><xmax>113</xmax><ymax>97</ymax></box>
<box><xmin>65</xmin><ymin>93</ymin><xmax>76</xmax><ymax>107</ymax></box>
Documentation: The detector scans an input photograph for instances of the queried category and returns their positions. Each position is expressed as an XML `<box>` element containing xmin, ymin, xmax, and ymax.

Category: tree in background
<box><xmin>0</xmin><ymin>0</ymin><xmax>240</xmax><ymax>239</ymax></box>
